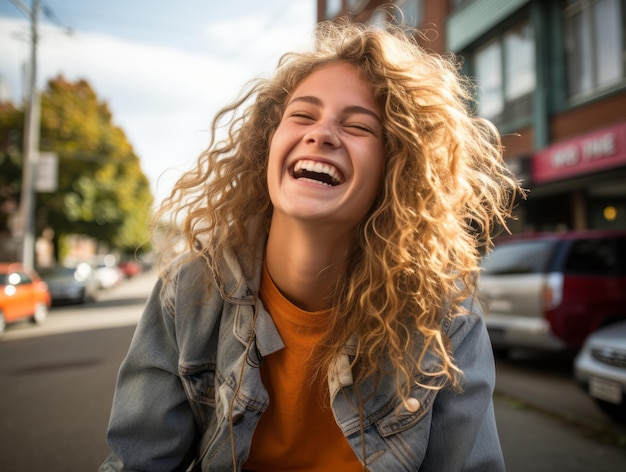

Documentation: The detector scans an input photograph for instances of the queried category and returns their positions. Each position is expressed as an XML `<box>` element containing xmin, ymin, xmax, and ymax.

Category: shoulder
<box><xmin>158</xmin><ymin>253</ymin><xmax>216</xmax><ymax>315</ymax></box>
<box><xmin>441</xmin><ymin>293</ymin><xmax>488</xmax><ymax>351</ymax></box>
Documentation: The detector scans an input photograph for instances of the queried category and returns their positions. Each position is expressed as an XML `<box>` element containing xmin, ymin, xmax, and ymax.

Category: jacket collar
<box><xmin>214</xmin><ymin>218</ymin><xmax>267</xmax><ymax>305</ymax></box>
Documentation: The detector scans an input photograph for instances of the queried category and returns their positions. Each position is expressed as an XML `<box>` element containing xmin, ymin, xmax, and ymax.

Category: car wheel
<box><xmin>0</xmin><ymin>310</ymin><xmax>6</xmax><ymax>335</ymax></box>
<box><xmin>78</xmin><ymin>288</ymin><xmax>87</xmax><ymax>304</ymax></box>
<box><xmin>31</xmin><ymin>302</ymin><xmax>48</xmax><ymax>325</ymax></box>
<box><xmin>594</xmin><ymin>399</ymin><xmax>626</xmax><ymax>424</ymax></box>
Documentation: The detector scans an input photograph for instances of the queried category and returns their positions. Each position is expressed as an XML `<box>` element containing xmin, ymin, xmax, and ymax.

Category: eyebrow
<box><xmin>287</xmin><ymin>95</ymin><xmax>381</xmax><ymax>123</ymax></box>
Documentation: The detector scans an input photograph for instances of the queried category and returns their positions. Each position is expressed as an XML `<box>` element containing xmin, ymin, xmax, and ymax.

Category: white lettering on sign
<box><xmin>550</xmin><ymin>145</ymin><xmax>579</xmax><ymax>168</ymax></box>
<box><xmin>549</xmin><ymin>132</ymin><xmax>617</xmax><ymax>170</ymax></box>
<box><xmin>582</xmin><ymin>134</ymin><xmax>615</xmax><ymax>161</ymax></box>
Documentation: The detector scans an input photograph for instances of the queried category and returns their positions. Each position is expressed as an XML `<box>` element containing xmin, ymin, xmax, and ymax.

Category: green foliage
<box><xmin>0</xmin><ymin>103</ymin><xmax>25</xmax><ymax>233</ymax></box>
<box><xmin>0</xmin><ymin>75</ymin><xmax>154</xmax><ymax>255</ymax></box>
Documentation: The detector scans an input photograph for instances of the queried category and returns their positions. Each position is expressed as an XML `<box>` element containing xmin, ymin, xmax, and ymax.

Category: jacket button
<box><xmin>406</xmin><ymin>397</ymin><xmax>421</xmax><ymax>412</ymax></box>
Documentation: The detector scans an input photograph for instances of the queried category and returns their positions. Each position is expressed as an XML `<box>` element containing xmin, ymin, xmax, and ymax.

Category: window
<box><xmin>369</xmin><ymin>9</ymin><xmax>390</xmax><ymax>28</ymax></box>
<box><xmin>565</xmin><ymin>0</ymin><xmax>625</xmax><ymax>97</ymax></box>
<box><xmin>564</xmin><ymin>237</ymin><xmax>626</xmax><ymax>276</ymax></box>
<box><xmin>347</xmin><ymin>0</ymin><xmax>366</xmax><ymax>11</ymax></box>
<box><xmin>472</xmin><ymin>19</ymin><xmax>535</xmax><ymax>125</ymax></box>
<box><xmin>393</xmin><ymin>0</ymin><xmax>422</xmax><ymax>27</ymax></box>
<box><xmin>481</xmin><ymin>240</ymin><xmax>557</xmax><ymax>275</ymax></box>
<box><xmin>475</xmin><ymin>40</ymin><xmax>504</xmax><ymax>120</ymax></box>
<box><xmin>504</xmin><ymin>22</ymin><xmax>536</xmax><ymax>102</ymax></box>
<box><xmin>326</xmin><ymin>0</ymin><xmax>343</xmax><ymax>19</ymax></box>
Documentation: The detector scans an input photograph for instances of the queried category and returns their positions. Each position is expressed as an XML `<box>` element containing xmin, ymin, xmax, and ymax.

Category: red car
<box><xmin>0</xmin><ymin>263</ymin><xmax>51</xmax><ymax>335</ymax></box>
<box><xmin>478</xmin><ymin>230</ymin><xmax>626</xmax><ymax>354</ymax></box>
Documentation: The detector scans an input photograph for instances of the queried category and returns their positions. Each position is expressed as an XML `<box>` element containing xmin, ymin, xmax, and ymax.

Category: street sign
<box><xmin>35</xmin><ymin>151</ymin><xmax>58</xmax><ymax>192</ymax></box>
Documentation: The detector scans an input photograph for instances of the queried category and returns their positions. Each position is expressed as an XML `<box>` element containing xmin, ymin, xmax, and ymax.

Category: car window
<box><xmin>15</xmin><ymin>272</ymin><xmax>33</xmax><ymax>285</ymax></box>
<box><xmin>481</xmin><ymin>240</ymin><xmax>556</xmax><ymax>275</ymax></box>
<box><xmin>564</xmin><ymin>237</ymin><xmax>626</xmax><ymax>276</ymax></box>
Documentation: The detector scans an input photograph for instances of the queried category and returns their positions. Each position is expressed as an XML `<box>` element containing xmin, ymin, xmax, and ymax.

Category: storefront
<box><xmin>523</xmin><ymin>121</ymin><xmax>626</xmax><ymax>231</ymax></box>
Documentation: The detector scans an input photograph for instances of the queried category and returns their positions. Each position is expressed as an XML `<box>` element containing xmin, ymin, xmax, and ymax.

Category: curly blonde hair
<box><xmin>154</xmin><ymin>20</ymin><xmax>522</xmax><ymax>401</ymax></box>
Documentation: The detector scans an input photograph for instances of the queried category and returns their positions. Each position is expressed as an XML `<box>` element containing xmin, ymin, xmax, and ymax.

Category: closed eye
<box><xmin>288</xmin><ymin>111</ymin><xmax>316</xmax><ymax>122</ymax></box>
<box><xmin>345</xmin><ymin>123</ymin><xmax>375</xmax><ymax>134</ymax></box>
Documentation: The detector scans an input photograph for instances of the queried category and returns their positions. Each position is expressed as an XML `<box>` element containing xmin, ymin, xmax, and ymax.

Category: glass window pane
<box><xmin>348</xmin><ymin>0</ymin><xmax>365</xmax><ymax>10</ymax></box>
<box><xmin>594</xmin><ymin>0</ymin><xmax>623</xmax><ymax>86</ymax></box>
<box><xmin>326</xmin><ymin>0</ymin><xmax>342</xmax><ymax>19</ymax></box>
<box><xmin>394</xmin><ymin>0</ymin><xmax>421</xmax><ymax>26</ymax></box>
<box><xmin>504</xmin><ymin>21</ymin><xmax>536</xmax><ymax>100</ymax></box>
<box><xmin>475</xmin><ymin>40</ymin><xmax>503</xmax><ymax>119</ymax></box>
<box><xmin>564</xmin><ymin>238</ymin><xmax>623</xmax><ymax>275</ymax></box>
<box><xmin>369</xmin><ymin>9</ymin><xmax>389</xmax><ymax>28</ymax></box>
<box><xmin>481</xmin><ymin>241</ymin><xmax>556</xmax><ymax>275</ymax></box>
<box><xmin>565</xmin><ymin>7</ymin><xmax>593</xmax><ymax>95</ymax></box>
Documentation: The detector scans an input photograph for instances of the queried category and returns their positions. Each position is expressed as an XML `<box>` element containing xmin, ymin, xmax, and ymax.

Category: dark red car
<box><xmin>478</xmin><ymin>230</ymin><xmax>626</xmax><ymax>354</ymax></box>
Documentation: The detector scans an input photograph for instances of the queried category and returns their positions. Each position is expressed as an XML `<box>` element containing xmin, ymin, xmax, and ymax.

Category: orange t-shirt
<box><xmin>243</xmin><ymin>264</ymin><xmax>362</xmax><ymax>472</ymax></box>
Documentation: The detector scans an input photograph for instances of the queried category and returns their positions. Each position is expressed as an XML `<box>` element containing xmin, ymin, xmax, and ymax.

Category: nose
<box><xmin>303</xmin><ymin>119</ymin><xmax>340</xmax><ymax>148</ymax></box>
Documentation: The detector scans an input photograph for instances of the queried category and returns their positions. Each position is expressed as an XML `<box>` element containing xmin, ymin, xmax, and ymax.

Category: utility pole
<box><xmin>14</xmin><ymin>0</ymin><xmax>41</xmax><ymax>268</ymax></box>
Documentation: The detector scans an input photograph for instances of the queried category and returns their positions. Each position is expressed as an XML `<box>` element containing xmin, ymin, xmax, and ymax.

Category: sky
<box><xmin>0</xmin><ymin>0</ymin><xmax>317</xmax><ymax>204</ymax></box>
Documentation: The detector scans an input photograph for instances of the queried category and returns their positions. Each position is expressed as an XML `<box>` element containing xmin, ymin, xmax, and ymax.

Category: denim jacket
<box><xmin>100</xmin><ymin>236</ymin><xmax>505</xmax><ymax>472</ymax></box>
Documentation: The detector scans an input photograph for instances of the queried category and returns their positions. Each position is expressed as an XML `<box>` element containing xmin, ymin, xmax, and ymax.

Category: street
<box><xmin>1</xmin><ymin>272</ymin><xmax>625</xmax><ymax>471</ymax></box>
<box><xmin>494</xmin><ymin>353</ymin><xmax>626</xmax><ymax>472</ymax></box>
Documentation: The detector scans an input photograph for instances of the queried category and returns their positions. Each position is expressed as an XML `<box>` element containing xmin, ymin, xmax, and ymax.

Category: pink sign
<box><xmin>532</xmin><ymin>122</ymin><xmax>626</xmax><ymax>183</ymax></box>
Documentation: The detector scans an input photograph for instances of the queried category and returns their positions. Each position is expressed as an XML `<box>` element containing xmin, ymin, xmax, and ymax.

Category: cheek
<box><xmin>267</xmin><ymin>135</ymin><xmax>282</xmax><ymax>178</ymax></box>
<box><xmin>364</xmin><ymin>145</ymin><xmax>385</xmax><ymax>186</ymax></box>
<box><xmin>266</xmin><ymin>134</ymin><xmax>286</xmax><ymax>202</ymax></box>
<box><xmin>267</xmin><ymin>125</ymin><xmax>290</xmax><ymax>167</ymax></box>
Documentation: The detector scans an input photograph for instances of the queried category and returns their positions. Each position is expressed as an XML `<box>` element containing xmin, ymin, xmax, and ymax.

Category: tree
<box><xmin>0</xmin><ymin>102</ymin><xmax>23</xmax><ymax>237</ymax></box>
<box><xmin>0</xmin><ymin>76</ymin><xmax>153</xmax><ymax>260</ymax></box>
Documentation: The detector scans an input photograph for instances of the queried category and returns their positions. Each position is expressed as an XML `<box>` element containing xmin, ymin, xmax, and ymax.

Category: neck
<box><xmin>265</xmin><ymin>215</ymin><xmax>355</xmax><ymax>311</ymax></box>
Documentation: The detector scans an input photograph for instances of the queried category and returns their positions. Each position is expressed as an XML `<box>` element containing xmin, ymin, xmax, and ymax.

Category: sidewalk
<box><xmin>1</xmin><ymin>271</ymin><xmax>158</xmax><ymax>342</ymax></box>
<box><xmin>96</xmin><ymin>269</ymin><xmax>158</xmax><ymax>301</ymax></box>
<box><xmin>494</xmin><ymin>353</ymin><xmax>626</xmax><ymax>447</ymax></box>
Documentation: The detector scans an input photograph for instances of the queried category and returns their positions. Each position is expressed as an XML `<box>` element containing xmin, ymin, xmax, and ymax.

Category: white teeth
<box><xmin>293</xmin><ymin>159</ymin><xmax>343</xmax><ymax>184</ymax></box>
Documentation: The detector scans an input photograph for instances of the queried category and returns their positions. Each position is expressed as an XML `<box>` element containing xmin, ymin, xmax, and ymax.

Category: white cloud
<box><xmin>0</xmin><ymin>8</ymin><xmax>315</xmax><ymax>205</ymax></box>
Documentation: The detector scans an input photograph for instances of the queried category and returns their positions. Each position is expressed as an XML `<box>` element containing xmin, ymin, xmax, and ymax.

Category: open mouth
<box><xmin>292</xmin><ymin>159</ymin><xmax>344</xmax><ymax>187</ymax></box>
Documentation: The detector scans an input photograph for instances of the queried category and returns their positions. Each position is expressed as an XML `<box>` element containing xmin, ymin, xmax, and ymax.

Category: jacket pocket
<box><xmin>180</xmin><ymin>364</ymin><xmax>217</xmax><ymax>428</ymax></box>
<box><xmin>356</xmin><ymin>382</ymin><xmax>441</xmax><ymax>471</ymax></box>
<box><xmin>374</xmin><ymin>380</ymin><xmax>440</xmax><ymax>437</ymax></box>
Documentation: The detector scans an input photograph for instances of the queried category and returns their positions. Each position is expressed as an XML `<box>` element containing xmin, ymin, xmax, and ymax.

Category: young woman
<box><xmin>100</xmin><ymin>19</ymin><xmax>521</xmax><ymax>472</ymax></box>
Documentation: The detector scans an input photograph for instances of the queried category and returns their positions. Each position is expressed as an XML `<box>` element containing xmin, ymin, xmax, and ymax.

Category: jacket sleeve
<box><xmin>99</xmin><ymin>275</ymin><xmax>198</xmax><ymax>472</ymax></box>
<box><xmin>420</xmin><ymin>297</ymin><xmax>506</xmax><ymax>471</ymax></box>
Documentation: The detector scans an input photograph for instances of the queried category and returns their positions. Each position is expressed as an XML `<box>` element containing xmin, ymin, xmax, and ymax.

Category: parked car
<box><xmin>477</xmin><ymin>230</ymin><xmax>626</xmax><ymax>355</ymax></box>
<box><xmin>93</xmin><ymin>261</ymin><xmax>124</xmax><ymax>289</ymax></box>
<box><xmin>0</xmin><ymin>263</ymin><xmax>51</xmax><ymax>335</ymax></box>
<box><xmin>574</xmin><ymin>321</ymin><xmax>626</xmax><ymax>423</ymax></box>
<box><xmin>118</xmin><ymin>260</ymin><xmax>142</xmax><ymax>278</ymax></box>
<box><xmin>38</xmin><ymin>263</ymin><xmax>99</xmax><ymax>305</ymax></box>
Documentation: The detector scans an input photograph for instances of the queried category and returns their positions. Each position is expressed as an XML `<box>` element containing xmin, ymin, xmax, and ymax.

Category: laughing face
<box><xmin>267</xmin><ymin>62</ymin><xmax>385</xmax><ymax>231</ymax></box>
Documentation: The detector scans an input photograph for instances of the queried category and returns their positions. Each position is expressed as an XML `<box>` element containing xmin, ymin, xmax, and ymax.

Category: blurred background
<box><xmin>1</xmin><ymin>1</ymin><xmax>625</xmax><ymax>471</ymax></box>
<box><xmin>0</xmin><ymin>0</ymin><xmax>315</xmax><ymax>267</ymax></box>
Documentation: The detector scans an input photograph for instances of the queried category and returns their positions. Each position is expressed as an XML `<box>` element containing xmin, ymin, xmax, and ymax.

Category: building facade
<box><xmin>317</xmin><ymin>0</ymin><xmax>626</xmax><ymax>232</ymax></box>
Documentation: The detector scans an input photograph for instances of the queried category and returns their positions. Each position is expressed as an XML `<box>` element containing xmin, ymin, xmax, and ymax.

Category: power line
<box><xmin>41</xmin><ymin>0</ymin><xmax>73</xmax><ymax>34</ymax></box>
<box><xmin>8</xmin><ymin>0</ymin><xmax>73</xmax><ymax>34</ymax></box>
<box><xmin>8</xmin><ymin>0</ymin><xmax>31</xmax><ymax>19</ymax></box>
